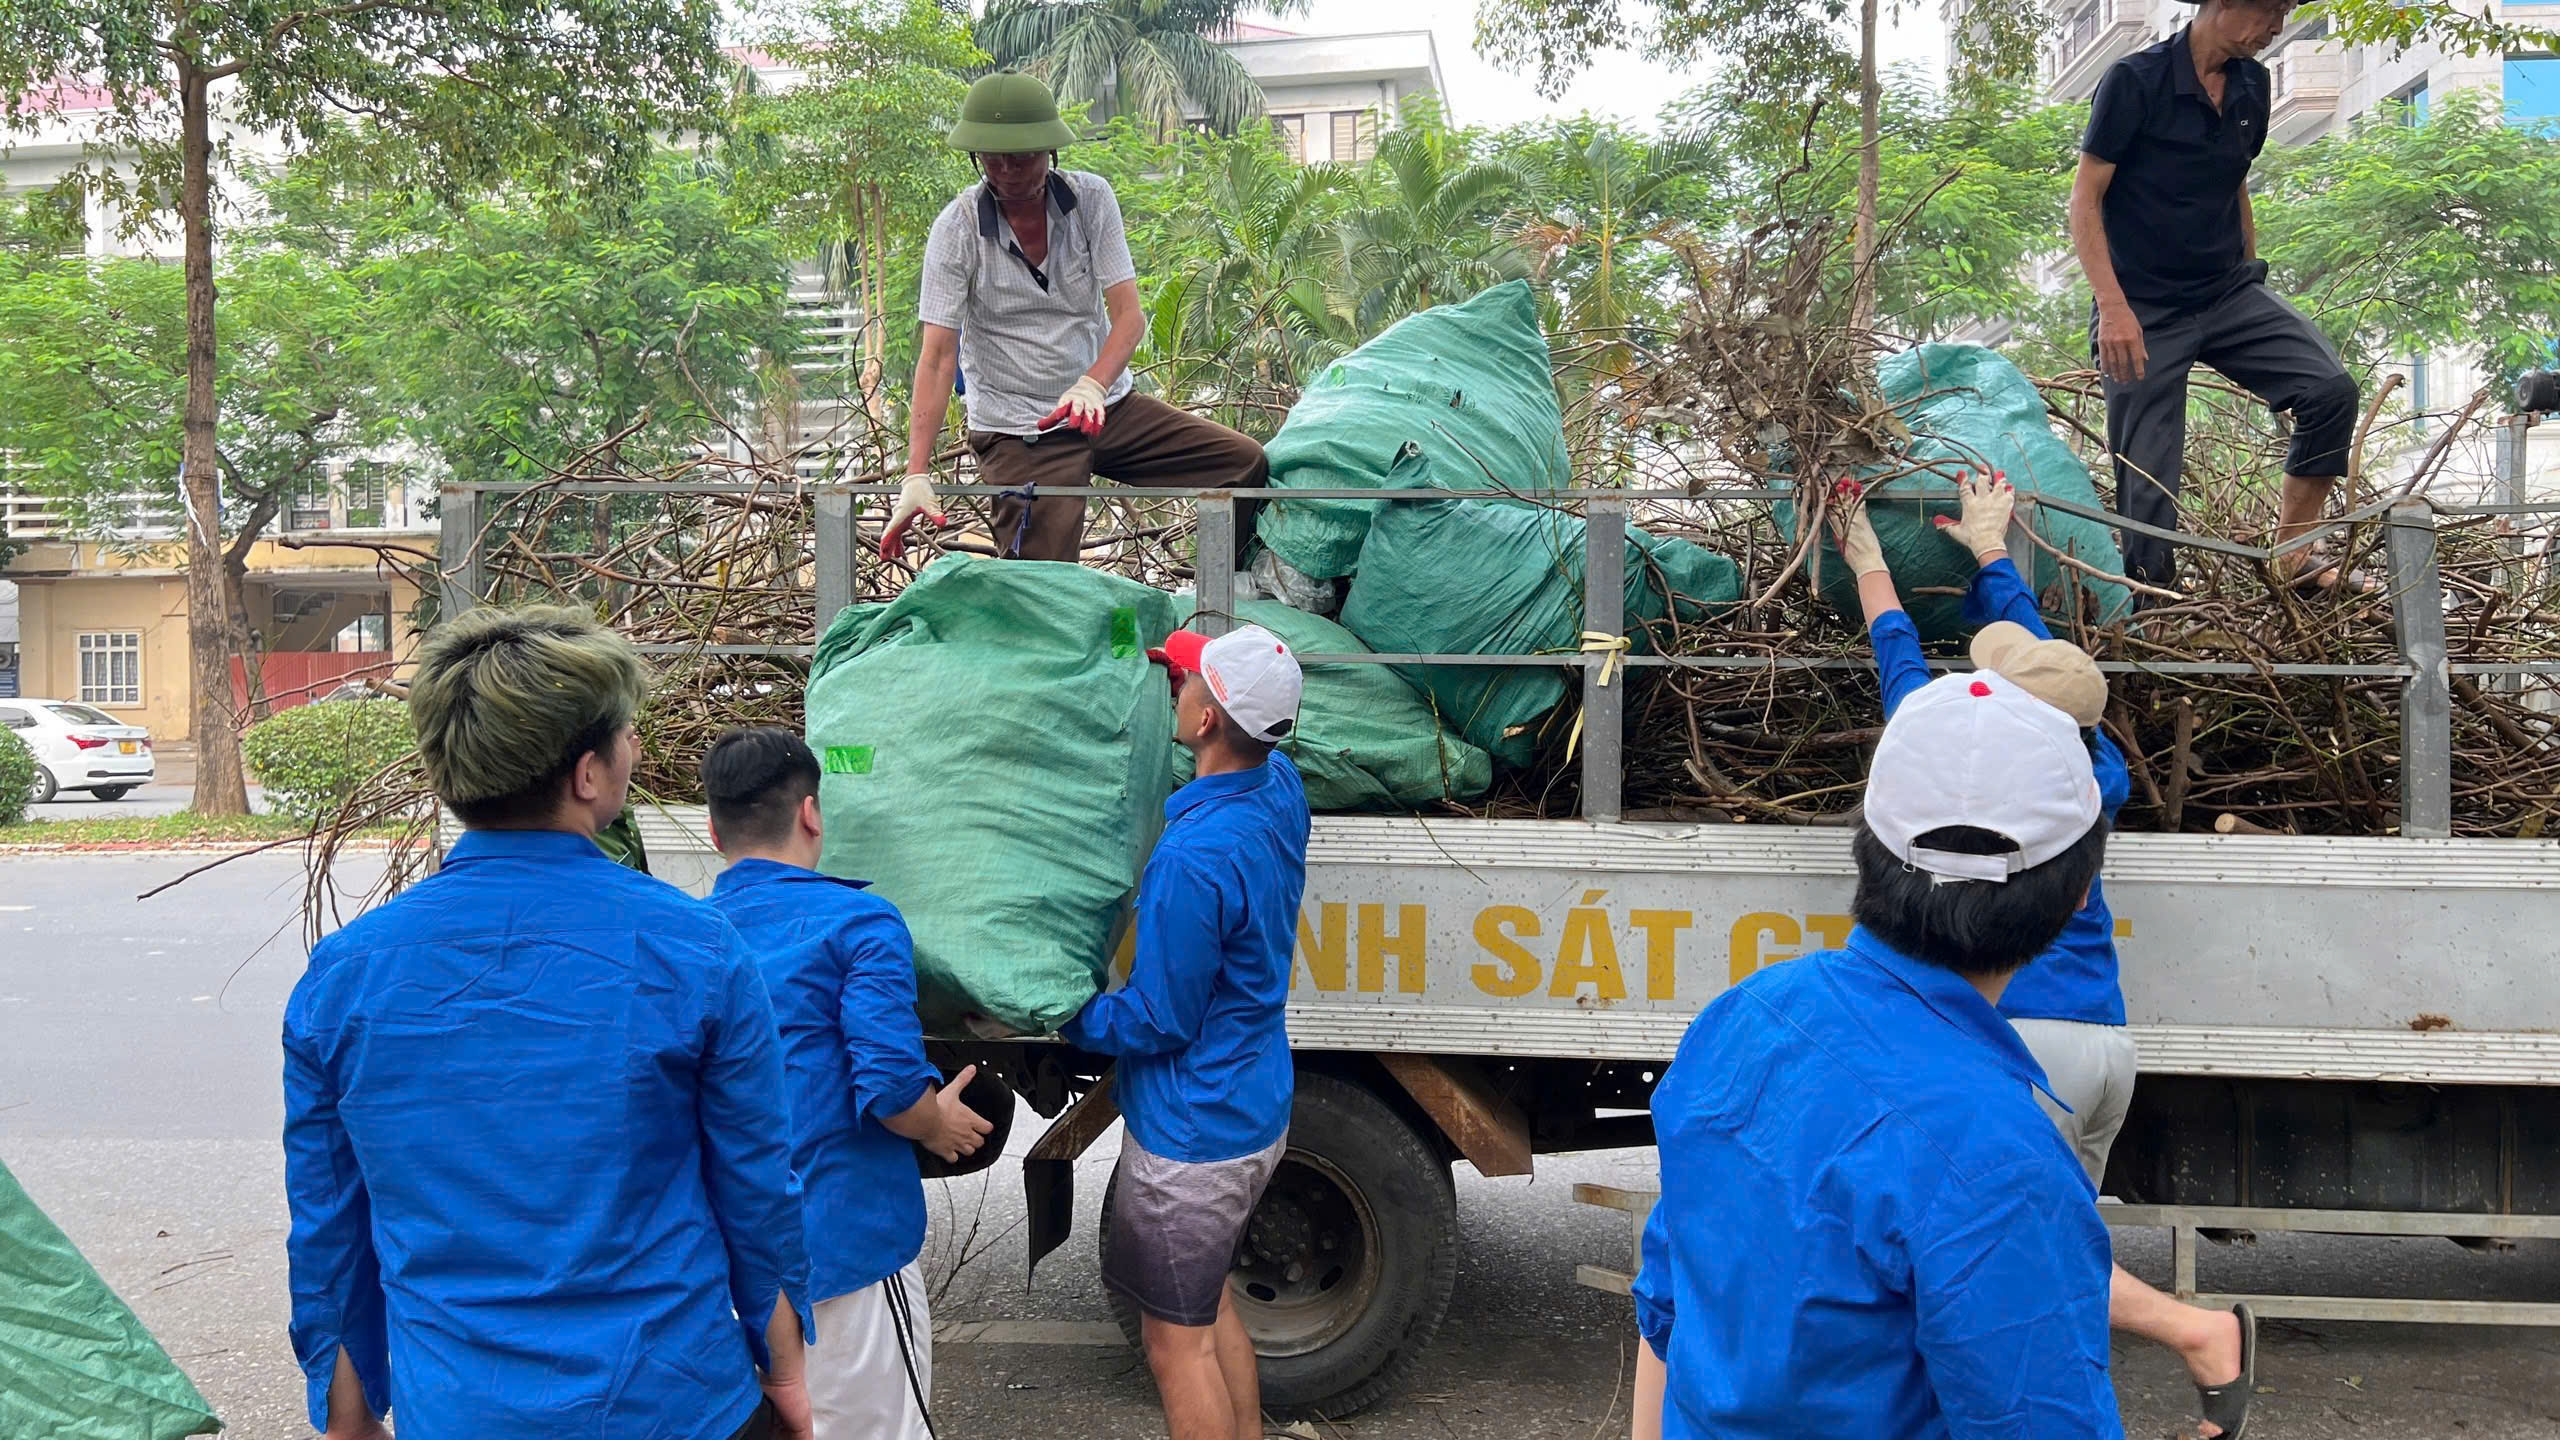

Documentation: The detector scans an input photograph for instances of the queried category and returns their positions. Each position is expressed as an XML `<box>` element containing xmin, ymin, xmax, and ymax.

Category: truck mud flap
<box><xmin>1024</xmin><ymin>1072</ymin><xmax>1120</xmax><ymax>1277</ymax></box>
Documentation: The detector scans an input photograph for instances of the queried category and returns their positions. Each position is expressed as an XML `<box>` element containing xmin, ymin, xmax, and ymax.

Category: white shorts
<box><xmin>810</xmin><ymin>1261</ymin><xmax>933</xmax><ymax>1440</ymax></box>
<box><xmin>2011</xmin><ymin>1018</ymin><xmax>2140</xmax><ymax>1189</ymax></box>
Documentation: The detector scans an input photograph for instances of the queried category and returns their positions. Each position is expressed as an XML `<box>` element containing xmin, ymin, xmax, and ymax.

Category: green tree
<box><xmin>0</xmin><ymin>234</ymin><xmax>378</xmax><ymax>692</ymax></box>
<box><xmin>730</xmin><ymin>0</ymin><xmax>984</xmax><ymax>439</ymax></box>
<box><xmin>1477</xmin><ymin>0</ymin><xmax>2046</xmax><ymax>336</ymax></box>
<box><xmin>261</xmin><ymin>149</ymin><xmax>803</xmax><ymax>484</ymax></box>
<box><xmin>0</xmin><ymin>0</ymin><xmax>729</xmax><ymax>813</ymax></box>
<box><xmin>1153</xmin><ymin>128</ymin><xmax>1358</xmax><ymax>421</ymax></box>
<box><xmin>1674</xmin><ymin>75</ymin><xmax>2082</xmax><ymax>339</ymax></box>
<box><xmin>2254</xmin><ymin>89</ymin><xmax>2560</xmax><ymax>377</ymax></box>
<box><xmin>1503</xmin><ymin>117</ymin><xmax>1722</xmax><ymax>381</ymax></box>
<box><xmin>1336</xmin><ymin>113</ymin><xmax>1528</xmax><ymax>333</ymax></box>
<box><xmin>975</xmin><ymin>0</ymin><xmax>1300</xmax><ymax>137</ymax></box>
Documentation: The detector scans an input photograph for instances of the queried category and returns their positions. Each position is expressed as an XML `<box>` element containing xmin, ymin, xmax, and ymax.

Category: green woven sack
<box><xmin>807</xmin><ymin>556</ymin><xmax>1177</xmax><ymax>1032</ymax></box>
<box><xmin>1256</xmin><ymin>280</ymin><xmax>1572</xmax><ymax>579</ymax></box>
<box><xmin>1337</xmin><ymin>503</ymin><xmax>1741</xmax><ymax>767</ymax></box>
<box><xmin>0</xmin><ymin>1159</ymin><xmax>222</xmax><ymax>1439</ymax></box>
<box><xmin>1168</xmin><ymin>595</ymin><xmax>1492</xmax><ymax>811</ymax></box>
<box><xmin>1781</xmin><ymin>344</ymin><xmax>2134</xmax><ymax>640</ymax></box>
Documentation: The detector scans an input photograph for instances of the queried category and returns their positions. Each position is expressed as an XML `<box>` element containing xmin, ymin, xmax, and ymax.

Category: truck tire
<box><xmin>1098</xmin><ymin>1071</ymin><xmax>1458</xmax><ymax>1420</ymax></box>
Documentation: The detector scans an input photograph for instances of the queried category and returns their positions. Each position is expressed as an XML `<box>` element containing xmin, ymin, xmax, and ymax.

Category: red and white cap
<box><xmin>1150</xmin><ymin>623</ymin><xmax>1304</xmax><ymax>743</ymax></box>
<box><xmin>1866</xmin><ymin>670</ymin><xmax>2101</xmax><ymax>883</ymax></box>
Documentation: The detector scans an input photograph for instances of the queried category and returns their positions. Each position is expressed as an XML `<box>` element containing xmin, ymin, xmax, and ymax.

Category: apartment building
<box><xmin>2028</xmin><ymin>0</ymin><xmax>2560</xmax><ymax>500</ymax></box>
<box><xmin>1214</xmin><ymin>24</ymin><xmax>1448</xmax><ymax>162</ymax></box>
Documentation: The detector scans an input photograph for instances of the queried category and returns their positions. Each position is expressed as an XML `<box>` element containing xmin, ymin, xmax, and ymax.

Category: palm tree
<box><xmin>975</xmin><ymin>0</ymin><xmax>1301</xmax><ymax>139</ymax></box>
<box><xmin>1165</xmin><ymin>134</ymin><xmax>1358</xmax><ymax>404</ymax></box>
<box><xmin>1509</xmin><ymin>120</ymin><xmax>1722</xmax><ymax>384</ymax></box>
<box><xmin>1335</xmin><ymin>117</ymin><xmax>1529</xmax><ymax>333</ymax></box>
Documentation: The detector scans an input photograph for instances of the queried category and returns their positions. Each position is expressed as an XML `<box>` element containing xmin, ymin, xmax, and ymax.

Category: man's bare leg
<box><xmin>2273</xmin><ymin>473</ymin><xmax>2339</xmax><ymax>584</ymax></box>
<box><xmin>1210</xmin><ymin>1286</ymin><xmax>1262</xmax><ymax>1438</ymax></box>
<box><xmin>1142</xmin><ymin>1310</ymin><xmax>1241</xmax><ymax>1439</ymax></box>
<box><xmin>2111</xmin><ymin>1263</ymin><xmax>2244</xmax><ymax>1437</ymax></box>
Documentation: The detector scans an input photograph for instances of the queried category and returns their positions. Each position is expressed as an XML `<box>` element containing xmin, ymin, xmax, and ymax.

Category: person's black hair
<box><xmin>701</xmin><ymin>726</ymin><xmax>821</xmax><ymax>852</ymax></box>
<box><xmin>1850</xmin><ymin>818</ymin><xmax>2109</xmax><ymax>978</ymax></box>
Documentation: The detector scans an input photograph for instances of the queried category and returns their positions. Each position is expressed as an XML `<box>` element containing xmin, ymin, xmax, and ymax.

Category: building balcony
<box><xmin>2043</xmin><ymin>0</ymin><xmax>2151</xmax><ymax>102</ymax></box>
<box><xmin>2269</xmin><ymin>44</ymin><xmax>2345</xmax><ymax>143</ymax></box>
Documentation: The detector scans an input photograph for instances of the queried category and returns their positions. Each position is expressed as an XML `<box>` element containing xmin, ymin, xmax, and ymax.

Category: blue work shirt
<box><xmin>1063</xmin><ymin>750</ymin><xmax>1311</xmax><ymax>1162</ymax></box>
<box><xmin>709</xmin><ymin>857</ymin><xmax>941</xmax><ymax>1304</ymax></box>
<box><xmin>1631</xmin><ymin>929</ymin><xmax>2120</xmax><ymax>1439</ymax></box>
<box><xmin>283</xmin><ymin>829</ymin><xmax>813</xmax><ymax>1440</ymax></box>
<box><xmin>1870</xmin><ymin>557</ymin><xmax>2131</xmax><ymax>1026</ymax></box>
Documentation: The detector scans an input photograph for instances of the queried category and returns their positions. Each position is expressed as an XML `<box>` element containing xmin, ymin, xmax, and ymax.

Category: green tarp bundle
<box><xmin>807</xmin><ymin>555</ymin><xmax>1176</xmax><ymax>1033</ymax></box>
<box><xmin>1255</xmin><ymin>280</ymin><xmax>1573</xmax><ymax>579</ymax></box>
<box><xmin>1337</xmin><ymin>503</ymin><xmax>1742</xmax><ymax>767</ymax></box>
<box><xmin>0</xmin><ymin>1159</ymin><xmax>222</xmax><ymax>1439</ymax></box>
<box><xmin>1782</xmin><ymin>344</ymin><xmax>2133</xmax><ymax>640</ymax></box>
<box><xmin>1168</xmin><ymin>595</ymin><xmax>1492</xmax><ymax>810</ymax></box>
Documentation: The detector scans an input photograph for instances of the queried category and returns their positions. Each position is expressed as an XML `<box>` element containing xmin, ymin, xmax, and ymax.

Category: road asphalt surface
<box><xmin>3</xmin><ymin>850</ymin><xmax>2555</xmax><ymax>1438</ymax></box>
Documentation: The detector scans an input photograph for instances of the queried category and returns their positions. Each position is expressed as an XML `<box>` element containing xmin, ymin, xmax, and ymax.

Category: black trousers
<box><xmin>727</xmin><ymin>1397</ymin><xmax>777</xmax><ymax>1440</ymax></box>
<box><xmin>2096</xmin><ymin>265</ymin><xmax>2360</xmax><ymax>586</ymax></box>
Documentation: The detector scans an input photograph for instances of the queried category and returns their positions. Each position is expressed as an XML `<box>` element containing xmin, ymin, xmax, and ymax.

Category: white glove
<box><xmin>880</xmin><ymin>474</ymin><xmax>944</xmax><ymax>561</ymax></box>
<box><xmin>1934</xmin><ymin>468</ymin><xmax>2015</xmax><ymax>564</ymax></box>
<box><xmin>1042</xmin><ymin>375</ymin><xmax>1109</xmax><ymax>436</ymax></box>
<box><xmin>1826</xmin><ymin>485</ymin><xmax>1889</xmax><ymax>579</ymax></box>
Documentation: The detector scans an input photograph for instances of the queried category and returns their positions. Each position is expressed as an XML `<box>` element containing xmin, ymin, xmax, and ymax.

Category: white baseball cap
<box><xmin>1866</xmin><ymin>670</ymin><xmax>2102</xmax><ymax>884</ymax></box>
<box><xmin>1150</xmin><ymin>623</ymin><xmax>1303</xmax><ymax>743</ymax></box>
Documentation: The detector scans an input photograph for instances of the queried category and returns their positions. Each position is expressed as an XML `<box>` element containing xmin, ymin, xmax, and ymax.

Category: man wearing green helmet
<box><xmin>887</xmin><ymin>72</ymin><xmax>1267</xmax><ymax>566</ymax></box>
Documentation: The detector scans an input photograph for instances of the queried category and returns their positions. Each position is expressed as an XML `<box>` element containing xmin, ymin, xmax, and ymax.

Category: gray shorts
<box><xmin>1103</xmin><ymin>1132</ymin><xmax>1287</xmax><ymax>1327</ymax></box>
<box><xmin>2012</xmin><ymin>1018</ymin><xmax>2140</xmax><ymax>1189</ymax></box>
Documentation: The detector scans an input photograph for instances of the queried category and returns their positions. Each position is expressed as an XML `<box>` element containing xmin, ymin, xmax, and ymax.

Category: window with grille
<box><xmin>343</xmin><ymin>464</ymin><xmax>389</xmax><ymax>527</ymax></box>
<box><xmin>1330</xmin><ymin>110</ymin><xmax>1378</xmax><ymax>164</ymax></box>
<box><xmin>1273</xmin><ymin>113</ymin><xmax>1306</xmax><ymax>163</ymax></box>
<box><xmin>77</xmin><ymin>631</ymin><xmax>140</xmax><ymax>706</ymax></box>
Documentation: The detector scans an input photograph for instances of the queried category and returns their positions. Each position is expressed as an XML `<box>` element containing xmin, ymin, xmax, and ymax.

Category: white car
<box><xmin>0</xmin><ymin>698</ymin><xmax>156</xmax><ymax>803</ymax></box>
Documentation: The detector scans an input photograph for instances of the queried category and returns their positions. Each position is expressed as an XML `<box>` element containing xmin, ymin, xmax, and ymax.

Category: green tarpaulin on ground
<box><xmin>1337</xmin><ymin>503</ymin><xmax>1742</xmax><ymax>767</ymax></box>
<box><xmin>1255</xmin><ymin>280</ymin><xmax>1573</xmax><ymax>579</ymax></box>
<box><xmin>0</xmin><ymin>1158</ymin><xmax>222</xmax><ymax>1440</ymax></box>
<box><xmin>1781</xmin><ymin>343</ymin><xmax>2134</xmax><ymax>640</ymax></box>
<box><xmin>1168</xmin><ymin>595</ymin><xmax>1491</xmax><ymax>810</ymax></box>
<box><xmin>807</xmin><ymin>555</ymin><xmax>1176</xmax><ymax>1033</ymax></box>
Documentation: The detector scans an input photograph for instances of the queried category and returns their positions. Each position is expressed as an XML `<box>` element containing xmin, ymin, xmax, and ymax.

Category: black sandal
<box><xmin>2194</xmin><ymin>1301</ymin><xmax>2256</xmax><ymax>1439</ymax></box>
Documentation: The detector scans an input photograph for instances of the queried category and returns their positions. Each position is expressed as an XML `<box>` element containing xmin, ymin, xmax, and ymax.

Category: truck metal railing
<box><xmin>439</xmin><ymin>473</ymin><xmax>2560</xmax><ymax>839</ymax></box>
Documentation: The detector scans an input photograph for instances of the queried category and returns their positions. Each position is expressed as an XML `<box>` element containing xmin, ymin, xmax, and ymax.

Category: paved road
<box><xmin>22</xmin><ymin>754</ymin><xmax>269</xmax><ymax>823</ymax></box>
<box><xmin>3</xmin><ymin>851</ymin><xmax>2556</xmax><ymax>1439</ymax></box>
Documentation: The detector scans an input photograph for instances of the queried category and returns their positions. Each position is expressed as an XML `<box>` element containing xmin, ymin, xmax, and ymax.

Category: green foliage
<box><xmin>1472</xmin><ymin>0</ymin><xmax>2046</xmax><ymax>105</ymax></box>
<box><xmin>0</xmin><ymin>237</ymin><xmax>372</xmax><ymax>538</ymax></box>
<box><xmin>241</xmin><ymin>700</ymin><xmax>417</xmax><ymax>823</ymax></box>
<box><xmin>2308</xmin><ymin>0</ymin><xmax>2560</xmax><ymax>64</ymax></box>
<box><xmin>0</xmin><ymin>730</ymin><xmax>34</xmax><ymax>827</ymax></box>
<box><xmin>1336</xmin><ymin>110</ymin><xmax>1532</xmax><ymax>333</ymax></box>
<box><xmin>1672</xmin><ymin>74</ymin><xmax>2083</xmax><ymax>339</ymax></box>
<box><xmin>0</xmin><ymin>0</ymin><xmax>731</xmax><ymax>231</ymax></box>
<box><xmin>2255</xmin><ymin>90</ymin><xmax>2560</xmax><ymax>376</ymax></box>
<box><xmin>261</xmin><ymin>147</ymin><xmax>802</xmax><ymax>482</ymax></box>
<box><xmin>976</xmin><ymin>0</ymin><xmax>1305</xmax><ymax>137</ymax></box>
<box><xmin>730</xmin><ymin>0</ymin><xmax>982</xmax><ymax>256</ymax></box>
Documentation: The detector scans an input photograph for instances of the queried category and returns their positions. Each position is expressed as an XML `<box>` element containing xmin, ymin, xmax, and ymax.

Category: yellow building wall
<box><xmin>16</xmin><ymin>574</ymin><xmax>194</xmax><ymax>737</ymax></box>
<box><xmin>6</xmin><ymin>533</ymin><xmax>437</xmax><ymax>741</ymax></box>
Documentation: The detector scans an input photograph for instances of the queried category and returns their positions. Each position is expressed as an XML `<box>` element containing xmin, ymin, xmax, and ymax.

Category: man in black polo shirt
<box><xmin>2073</xmin><ymin>0</ymin><xmax>2360</xmax><ymax>591</ymax></box>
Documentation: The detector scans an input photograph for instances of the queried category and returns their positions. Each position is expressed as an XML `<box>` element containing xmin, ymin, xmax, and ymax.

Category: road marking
<box><xmin>0</xmin><ymin>906</ymin><xmax>30</xmax><ymax>913</ymax></box>
<box><xmin>935</xmin><ymin>1320</ymin><xmax>1125</xmax><ymax>1347</ymax></box>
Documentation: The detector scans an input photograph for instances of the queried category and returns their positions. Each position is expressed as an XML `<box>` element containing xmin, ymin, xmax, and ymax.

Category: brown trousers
<box><xmin>967</xmin><ymin>393</ymin><xmax>1267</xmax><ymax>565</ymax></box>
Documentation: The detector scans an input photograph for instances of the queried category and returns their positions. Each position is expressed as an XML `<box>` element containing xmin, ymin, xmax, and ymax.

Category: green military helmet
<box><xmin>947</xmin><ymin>71</ymin><xmax>1080</xmax><ymax>154</ymax></box>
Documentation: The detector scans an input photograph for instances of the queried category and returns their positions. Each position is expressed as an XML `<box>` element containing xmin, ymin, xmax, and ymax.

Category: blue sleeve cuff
<box><xmin>734</xmin><ymin>1283</ymin><xmax>818</xmax><ymax>1372</ymax></box>
<box><xmin>862</xmin><ymin>1068</ymin><xmax>936</xmax><ymax>1124</ymax></box>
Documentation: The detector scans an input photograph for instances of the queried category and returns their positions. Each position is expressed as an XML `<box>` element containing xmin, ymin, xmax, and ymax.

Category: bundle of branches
<box><xmin>1521</xmin><ymin>331</ymin><xmax>2560</xmax><ymax>836</ymax></box>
